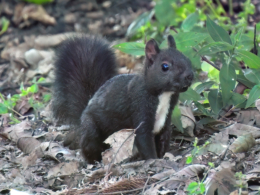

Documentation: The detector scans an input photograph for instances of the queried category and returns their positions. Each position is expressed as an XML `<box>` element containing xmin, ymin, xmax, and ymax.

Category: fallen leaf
<box><xmin>22</xmin><ymin>5</ymin><xmax>56</xmax><ymax>25</ymax></box>
<box><xmin>17</xmin><ymin>137</ymin><xmax>41</xmax><ymax>154</ymax></box>
<box><xmin>103</xmin><ymin>129</ymin><xmax>136</xmax><ymax>165</ymax></box>
<box><xmin>229</xmin><ymin>133</ymin><xmax>256</xmax><ymax>153</ymax></box>
<box><xmin>204</xmin><ymin>168</ymin><xmax>236</xmax><ymax>195</ymax></box>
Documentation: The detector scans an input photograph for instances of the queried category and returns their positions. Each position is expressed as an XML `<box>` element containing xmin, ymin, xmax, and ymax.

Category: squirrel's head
<box><xmin>144</xmin><ymin>35</ymin><xmax>194</xmax><ymax>95</ymax></box>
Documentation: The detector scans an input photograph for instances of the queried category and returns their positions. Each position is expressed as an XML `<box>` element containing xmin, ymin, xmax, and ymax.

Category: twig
<box><xmin>142</xmin><ymin>175</ymin><xmax>150</xmax><ymax>194</ymax></box>
<box><xmin>106</xmin><ymin>122</ymin><xmax>144</xmax><ymax>175</ymax></box>
<box><xmin>192</xmin><ymin>47</ymin><xmax>220</xmax><ymax>70</ymax></box>
<box><xmin>201</xmin><ymin>56</ymin><xmax>220</xmax><ymax>71</ymax></box>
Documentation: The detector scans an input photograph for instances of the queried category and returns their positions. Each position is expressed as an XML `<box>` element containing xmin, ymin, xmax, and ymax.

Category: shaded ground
<box><xmin>0</xmin><ymin>0</ymin><xmax>260</xmax><ymax>195</ymax></box>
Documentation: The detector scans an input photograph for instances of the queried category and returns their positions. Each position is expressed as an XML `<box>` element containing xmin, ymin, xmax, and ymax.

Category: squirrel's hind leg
<box><xmin>80</xmin><ymin>115</ymin><xmax>109</xmax><ymax>163</ymax></box>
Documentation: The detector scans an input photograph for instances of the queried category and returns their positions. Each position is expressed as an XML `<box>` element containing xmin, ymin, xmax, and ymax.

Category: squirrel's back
<box><xmin>52</xmin><ymin>36</ymin><xmax>118</xmax><ymax>124</ymax></box>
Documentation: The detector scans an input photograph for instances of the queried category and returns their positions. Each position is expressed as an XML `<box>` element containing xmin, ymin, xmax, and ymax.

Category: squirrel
<box><xmin>52</xmin><ymin>35</ymin><xmax>193</xmax><ymax>163</ymax></box>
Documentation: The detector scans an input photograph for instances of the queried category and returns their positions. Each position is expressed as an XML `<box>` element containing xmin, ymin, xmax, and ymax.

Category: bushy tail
<box><xmin>52</xmin><ymin>36</ymin><xmax>118</xmax><ymax>124</ymax></box>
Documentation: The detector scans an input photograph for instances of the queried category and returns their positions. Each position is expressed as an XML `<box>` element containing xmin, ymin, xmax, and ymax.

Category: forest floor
<box><xmin>1</xmin><ymin>0</ymin><xmax>260</xmax><ymax>195</ymax></box>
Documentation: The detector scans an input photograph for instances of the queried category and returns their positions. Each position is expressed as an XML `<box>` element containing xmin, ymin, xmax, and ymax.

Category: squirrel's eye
<box><xmin>161</xmin><ymin>63</ymin><xmax>169</xmax><ymax>71</ymax></box>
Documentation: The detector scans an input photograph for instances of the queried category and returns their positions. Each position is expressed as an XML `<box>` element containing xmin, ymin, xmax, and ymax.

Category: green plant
<box><xmin>126</xmin><ymin>0</ymin><xmax>256</xmax><ymax>42</ymax></box>
<box><xmin>0</xmin><ymin>78</ymin><xmax>51</xmax><ymax>124</ymax></box>
<box><xmin>21</xmin><ymin>0</ymin><xmax>53</xmax><ymax>4</ymax></box>
<box><xmin>0</xmin><ymin>17</ymin><xmax>10</xmax><ymax>36</ymax></box>
<box><xmin>186</xmin><ymin>138</ymin><xmax>210</xmax><ymax>164</ymax></box>
<box><xmin>235</xmin><ymin>172</ymin><xmax>247</xmax><ymax>194</ymax></box>
<box><xmin>115</xmin><ymin>11</ymin><xmax>260</xmax><ymax>130</ymax></box>
<box><xmin>186</xmin><ymin>162</ymin><xmax>214</xmax><ymax>195</ymax></box>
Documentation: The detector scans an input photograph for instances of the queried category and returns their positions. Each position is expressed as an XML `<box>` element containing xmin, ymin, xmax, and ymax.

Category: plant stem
<box><xmin>205</xmin><ymin>0</ymin><xmax>219</xmax><ymax>19</ymax></box>
<box><xmin>229</xmin><ymin>0</ymin><xmax>233</xmax><ymax>16</ymax></box>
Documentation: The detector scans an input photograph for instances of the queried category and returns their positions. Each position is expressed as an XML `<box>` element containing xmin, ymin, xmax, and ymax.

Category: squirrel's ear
<box><xmin>167</xmin><ymin>35</ymin><xmax>176</xmax><ymax>49</ymax></box>
<box><xmin>145</xmin><ymin>39</ymin><xmax>160</xmax><ymax>64</ymax></box>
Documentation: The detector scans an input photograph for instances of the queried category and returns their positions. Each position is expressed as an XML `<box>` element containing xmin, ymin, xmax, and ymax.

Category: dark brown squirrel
<box><xmin>52</xmin><ymin>35</ymin><xmax>193</xmax><ymax>163</ymax></box>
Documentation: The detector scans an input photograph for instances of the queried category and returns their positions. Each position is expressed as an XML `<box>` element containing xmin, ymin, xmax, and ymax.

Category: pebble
<box><xmin>86</xmin><ymin>11</ymin><xmax>104</xmax><ymax>19</ymax></box>
<box><xmin>64</xmin><ymin>13</ymin><xmax>77</xmax><ymax>24</ymax></box>
<box><xmin>102</xmin><ymin>1</ymin><xmax>111</xmax><ymax>8</ymax></box>
<box><xmin>24</xmin><ymin>49</ymin><xmax>44</xmax><ymax>68</ymax></box>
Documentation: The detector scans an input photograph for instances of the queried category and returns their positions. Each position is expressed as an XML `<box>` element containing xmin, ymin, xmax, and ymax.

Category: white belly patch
<box><xmin>153</xmin><ymin>92</ymin><xmax>174</xmax><ymax>134</ymax></box>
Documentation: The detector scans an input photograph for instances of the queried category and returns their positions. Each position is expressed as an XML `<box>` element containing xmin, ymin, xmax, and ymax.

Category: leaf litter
<box><xmin>1</xmin><ymin>1</ymin><xmax>260</xmax><ymax>195</ymax></box>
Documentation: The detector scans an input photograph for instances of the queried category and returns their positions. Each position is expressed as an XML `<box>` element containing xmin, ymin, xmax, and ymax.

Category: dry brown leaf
<box><xmin>19</xmin><ymin>146</ymin><xmax>44</xmax><ymax>169</ymax></box>
<box><xmin>40</xmin><ymin>142</ymin><xmax>79</xmax><ymax>162</ymax></box>
<box><xmin>13</xmin><ymin>3</ymin><xmax>25</xmax><ymax>25</ymax></box>
<box><xmin>229</xmin><ymin>133</ymin><xmax>256</xmax><ymax>153</ymax></box>
<box><xmin>103</xmin><ymin>129</ymin><xmax>136</xmax><ymax>165</ymax></box>
<box><xmin>15</xmin><ymin>97</ymin><xmax>32</xmax><ymax>115</ymax></box>
<box><xmin>47</xmin><ymin>162</ymin><xmax>79</xmax><ymax>187</ymax></box>
<box><xmin>235</xmin><ymin>109</ymin><xmax>260</xmax><ymax>126</ymax></box>
<box><xmin>34</xmin><ymin>33</ymin><xmax>75</xmax><ymax>48</ymax></box>
<box><xmin>115</xmin><ymin>50</ymin><xmax>136</xmax><ymax>69</ymax></box>
<box><xmin>17</xmin><ymin>137</ymin><xmax>41</xmax><ymax>154</ymax></box>
<box><xmin>175</xmin><ymin>164</ymin><xmax>207</xmax><ymax>178</ymax></box>
<box><xmin>22</xmin><ymin>5</ymin><xmax>56</xmax><ymax>25</ymax></box>
<box><xmin>256</xmin><ymin>99</ymin><xmax>260</xmax><ymax>112</ymax></box>
<box><xmin>152</xmin><ymin>169</ymin><xmax>176</xmax><ymax>180</ymax></box>
<box><xmin>197</xmin><ymin>130</ymin><xmax>229</xmax><ymax>155</ymax></box>
<box><xmin>146</xmin><ymin>165</ymin><xmax>206</xmax><ymax>195</ymax></box>
<box><xmin>223</xmin><ymin>123</ymin><xmax>260</xmax><ymax>138</ymax></box>
<box><xmin>230</xmin><ymin>190</ymin><xmax>239</xmax><ymax>195</ymax></box>
<box><xmin>204</xmin><ymin>168</ymin><xmax>237</xmax><ymax>195</ymax></box>
<box><xmin>180</xmin><ymin>105</ymin><xmax>195</xmax><ymax>137</ymax></box>
<box><xmin>0</xmin><ymin>121</ymin><xmax>32</xmax><ymax>143</ymax></box>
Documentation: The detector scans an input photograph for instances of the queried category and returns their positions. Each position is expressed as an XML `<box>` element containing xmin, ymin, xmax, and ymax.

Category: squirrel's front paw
<box><xmin>63</xmin><ymin>130</ymin><xmax>81</xmax><ymax>150</ymax></box>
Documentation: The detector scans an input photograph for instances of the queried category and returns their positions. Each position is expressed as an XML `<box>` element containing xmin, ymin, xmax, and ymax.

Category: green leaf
<box><xmin>197</xmin><ymin>42</ymin><xmax>233</xmax><ymax>56</ymax></box>
<box><xmin>229</xmin><ymin>92</ymin><xmax>246</xmax><ymax>108</ymax></box>
<box><xmin>113</xmin><ymin>42</ymin><xmax>145</xmax><ymax>56</ymax></box>
<box><xmin>160</xmin><ymin>32</ymin><xmax>209</xmax><ymax>50</ymax></box>
<box><xmin>244</xmin><ymin>69</ymin><xmax>260</xmax><ymax>85</ymax></box>
<box><xmin>199</xmin><ymin>183</ymin><xmax>206</xmax><ymax>193</ymax></box>
<box><xmin>182</xmin><ymin>48</ymin><xmax>201</xmax><ymax>69</ymax></box>
<box><xmin>179</xmin><ymin>88</ymin><xmax>205</xmax><ymax>102</ymax></box>
<box><xmin>0</xmin><ymin>17</ymin><xmax>10</xmax><ymax>36</ymax></box>
<box><xmin>233</xmin><ymin>27</ymin><xmax>244</xmax><ymax>45</ymax></box>
<box><xmin>181</xmin><ymin>12</ymin><xmax>199</xmax><ymax>32</ymax></box>
<box><xmin>245</xmin><ymin>84</ymin><xmax>260</xmax><ymax>108</ymax></box>
<box><xmin>126</xmin><ymin>11</ymin><xmax>153</xmax><ymax>37</ymax></box>
<box><xmin>187</xmin><ymin>182</ymin><xmax>199</xmax><ymax>192</ymax></box>
<box><xmin>20</xmin><ymin>90</ymin><xmax>28</xmax><ymax>97</ymax></box>
<box><xmin>237</xmin><ymin>72</ymin><xmax>255</xmax><ymax>88</ymax></box>
<box><xmin>175</xmin><ymin>32</ymin><xmax>209</xmax><ymax>49</ymax></box>
<box><xmin>239</xmin><ymin>35</ymin><xmax>254</xmax><ymax>51</ymax></box>
<box><xmin>208</xmin><ymin>162</ymin><xmax>214</xmax><ymax>167</ymax></box>
<box><xmin>171</xmin><ymin>105</ymin><xmax>183</xmax><ymax>133</ymax></box>
<box><xmin>37</xmin><ymin>77</ymin><xmax>45</xmax><ymax>83</ymax></box>
<box><xmin>219</xmin><ymin>62</ymin><xmax>236</xmax><ymax>106</ymax></box>
<box><xmin>0</xmin><ymin>103</ymin><xmax>8</xmax><ymax>114</ymax></box>
<box><xmin>154</xmin><ymin>0</ymin><xmax>177</xmax><ymax>26</ymax></box>
<box><xmin>208</xmin><ymin>89</ymin><xmax>223</xmax><ymax>116</ymax></box>
<box><xmin>206</xmin><ymin>17</ymin><xmax>232</xmax><ymax>44</ymax></box>
<box><xmin>186</xmin><ymin>156</ymin><xmax>193</xmax><ymax>164</ymax></box>
<box><xmin>194</xmin><ymin>81</ymin><xmax>215</xmax><ymax>94</ymax></box>
<box><xmin>20</xmin><ymin>82</ymin><xmax>24</xmax><ymax>91</ymax></box>
<box><xmin>201</xmin><ymin>61</ymin><xmax>220</xmax><ymax>83</ymax></box>
<box><xmin>194</xmin><ymin>101</ymin><xmax>211</xmax><ymax>116</ymax></box>
<box><xmin>231</xmin><ymin>35</ymin><xmax>254</xmax><ymax>51</ymax></box>
<box><xmin>43</xmin><ymin>94</ymin><xmax>51</xmax><ymax>102</ymax></box>
<box><xmin>21</xmin><ymin>0</ymin><xmax>53</xmax><ymax>4</ymax></box>
<box><xmin>235</xmin><ymin>49</ymin><xmax>260</xmax><ymax>69</ymax></box>
<box><xmin>29</xmin><ymin>84</ymin><xmax>38</xmax><ymax>93</ymax></box>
